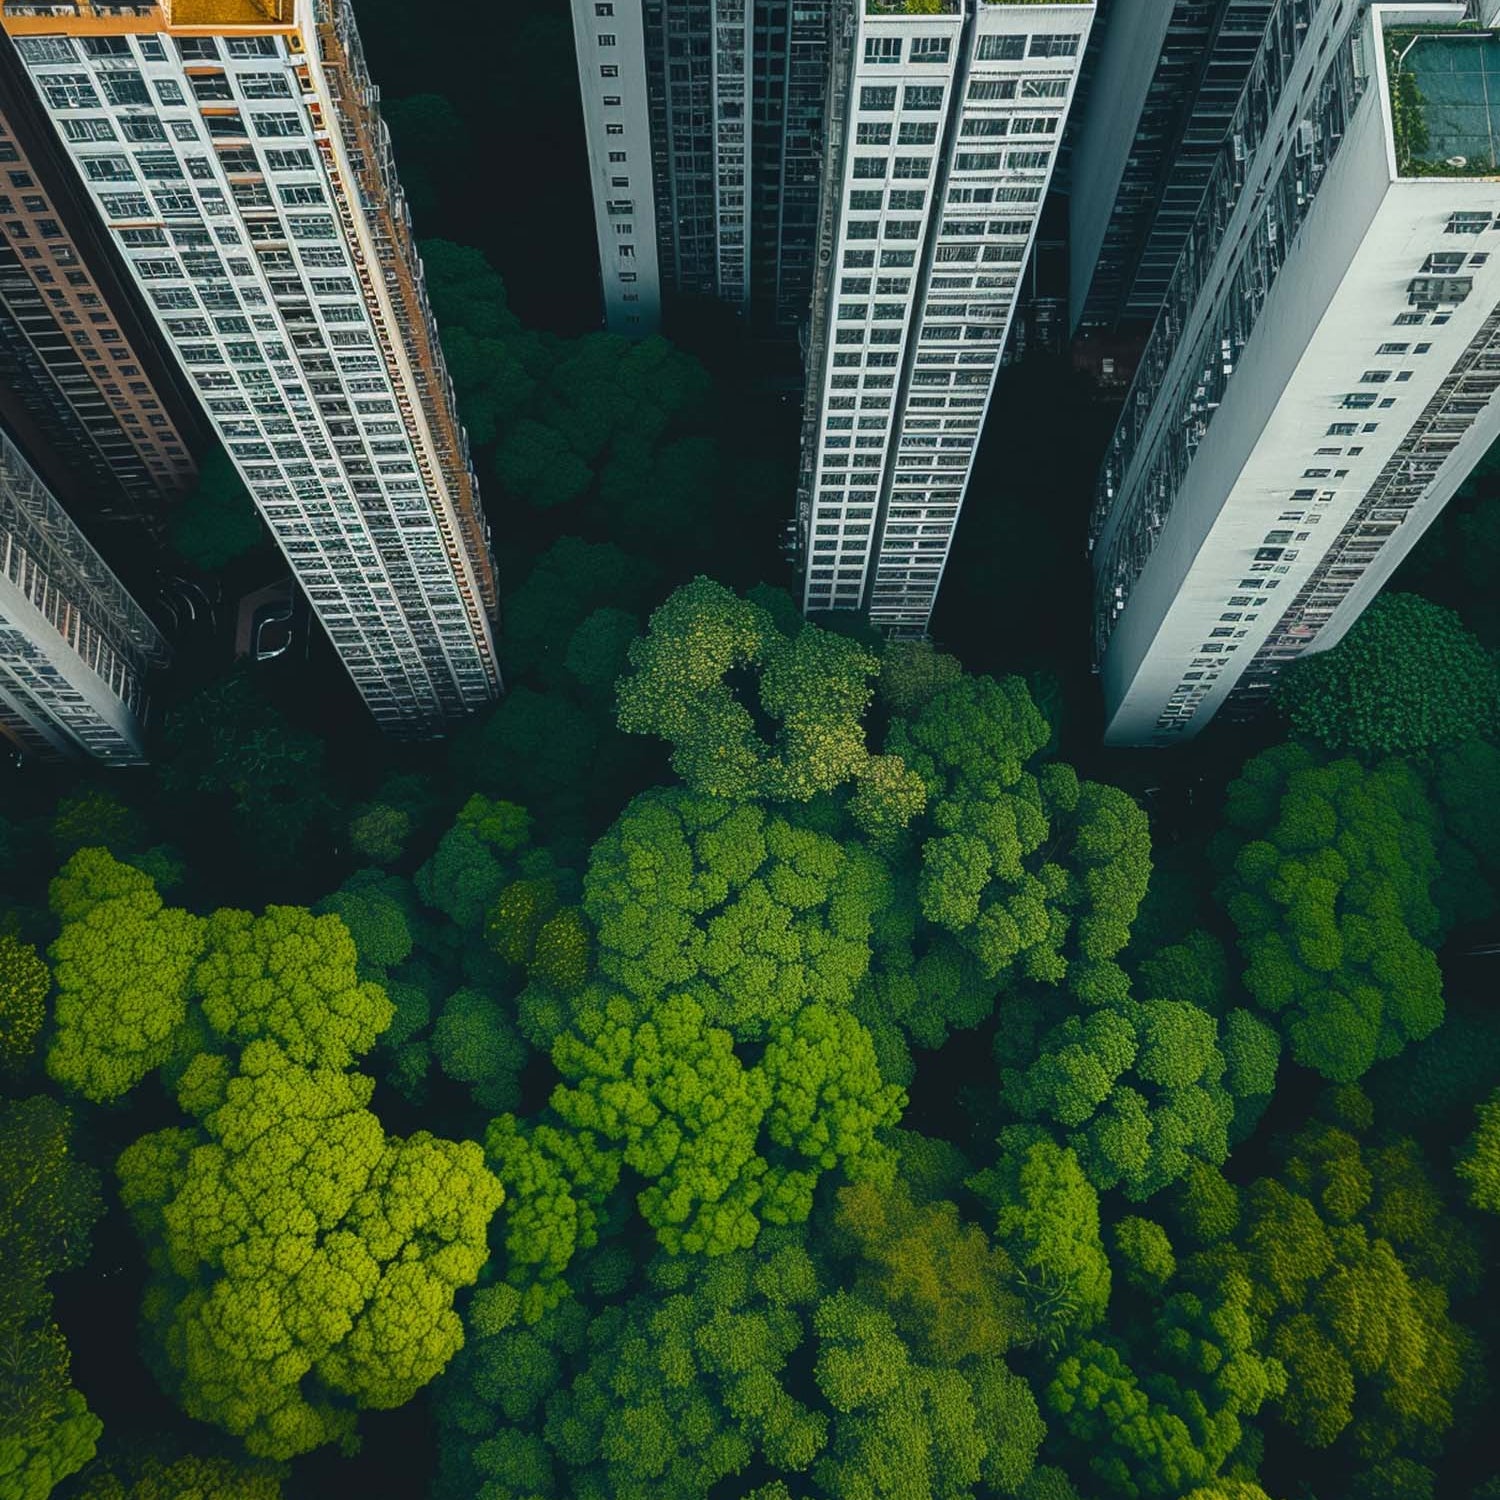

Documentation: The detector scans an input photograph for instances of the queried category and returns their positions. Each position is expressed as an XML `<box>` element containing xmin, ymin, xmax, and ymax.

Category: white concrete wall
<box><xmin>1102</xmin><ymin>15</ymin><xmax>1500</xmax><ymax>741</ymax></box>
<box><xmin>570</xmin><ymin>0</ymin><xmax>663</xmax><ymax>335</ymax></box>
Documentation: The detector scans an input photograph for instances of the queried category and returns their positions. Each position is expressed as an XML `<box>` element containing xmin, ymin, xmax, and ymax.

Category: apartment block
<box><xmin>1091</xmin><ymin>0</ymin><xmax>1500</xmax><ymax>744</ymax></box>
<box><xmin>795</xmin><ymin>0</ymin><xmax>1094</xmax><ymax>635</ymax></box>
<box><xmin>570</xmin><ymin>0</ymin><xmax>835</xmax><ymax>337</ymax></box>
<box><xmin>0</xmin><ymin>420</ymin><xmax>168</xmax><ymax>762</ymax></box>
<box><xmin>1</xmin><ymin>34</ymin><xmax>199</xmax><ymax>531</ymax></box>
<box><xmin>1069</xmin><ymin>0</ymin><xmax>1272</xmax><ymax>335</ymax></box>
<box><xmin>3</xmin><ymin>0</ymin><xmax>500</xmax><ymax>736</ymax></box>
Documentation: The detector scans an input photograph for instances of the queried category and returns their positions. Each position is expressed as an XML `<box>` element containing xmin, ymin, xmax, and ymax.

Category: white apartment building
<box><xmin>571</xmin><ymin>0</ymin><xmax>664</xmax><ymax>334</ymax></box>
<box><xmin>3</xmin><ymin>0</ymin><xmax>500</xmax><ymax>737</ymax></box>
<box><xmin>796</xmin><ymin>0</ymin><xmax>1094</xmax><ymax>634</ymax></box>
<box><xmin>0</xmin><ymin>421</ymin><xmax>167</xmax><ymax>761</ymax></box>
<box><xmin>1091</xmin><ymin>0</ymin><xmax>1500</xmax><ymax>745</ymax></box>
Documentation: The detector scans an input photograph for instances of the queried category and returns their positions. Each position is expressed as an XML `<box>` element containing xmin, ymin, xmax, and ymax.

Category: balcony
<box><xmin>1387</xmin><ymin>25</ymin><xmax>1500</xmax><ymax>177</ymax></box>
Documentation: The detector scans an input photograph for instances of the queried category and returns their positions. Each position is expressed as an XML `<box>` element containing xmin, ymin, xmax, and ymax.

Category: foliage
<box><xmin>0</xmin><ymin>1096</ymin><xmax>103</xmax><ymax>1500</ymax></box>
<box><xmin>0</xmin><ymin>934</ymin><xmax>48</xmax><ymax>1068</ymax></box>
<box><xmin>1456</xmin><ymin>1087</ymin><xmax>1500</xmax><ymax>1213</ymax></box>
<box><xmin>431</xmin><ymin>987</ymin><xmax>529</xmax><ymax>1111</ymax></box>
<box><xmin>549</xmin><ymin>991</ymin><xmax>902</xmax><ymax>1256</ymax></box>
<box><xmin>47</xmin><ymin>851</ymin><xmax>207</xmax><ymax>1103</ymax></box>
<box><xmin>1214</xmin><ymin>745</ymin><xmax>1446</xmax><ymax>1081</ymax></box>
<box><xmin>156</xmin><ymin>671</ymin><xmax>335</xmax><ymax>866</ymax></box>
<box><xmin>583</xmin><ymin>788</ymin><xmax>890</xmax><ymax>1037</ymax></box>
<box><xmin>117</xmin><ymin>1039</ymin><xmax>504</xmax><ymax>1459</ymax></box>
<box><xmin>168</xmin><ymin>447</ymin><xmax>264</xmax><ymax>571</ymax></box>
<box><xmin>1275</xmin><ymin>593</ymin><xmax>1499</xmax><ymax>755</ymax></box>
<box><xmin>617</xmin><ymin>578</ymin><xmax>920</xmax><ymax>831</ymax></box>
<box><xmin>890</xmin><ymin>676</ymin><xmax>1150</xmax><ymax>994</ymax></box>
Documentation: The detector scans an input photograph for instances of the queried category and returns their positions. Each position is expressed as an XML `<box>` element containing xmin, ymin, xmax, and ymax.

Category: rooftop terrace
<box><xmin>1389</xmin><ymin>25</ymin><xmax>1500</xmax><ymax>176</ymax></box>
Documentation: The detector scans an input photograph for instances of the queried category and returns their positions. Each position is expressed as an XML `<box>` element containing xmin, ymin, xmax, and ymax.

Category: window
<box><xmin>42</xmin><ymin>75</ymin><xmax>100</xmax><ymax>110</ymax></box>
<box><xmin>122</xmin><ymin>119</ymin><xmax>167</xmax><ymax>143</ymax></box>
<box><xmin>598</xmin><ymin>32</ymin><xmax>617</xmax><ymax>45</ymax></box>
<box><xmin>1029</xmin><ymin>33</ymin><xmax>1079</xmax><ymax>57</ymax></box>
<box><xmin>880</xmin><ymin>249</ymin><xmax>916</xmax><ymax>268</ymax></box>
<box><xmin>910</xmin><ymin>36</ymin><xmax>950</xmax><ymax>64</ymax></box>
<box><xmin>1341</xmin><ymin>392</ymin><xmax>1377</xmax><ymax>409</ymax></box>
<box><xmin>1446</xmin><ymin>210</ymin><xmax>1491</xmax><ymax>233</ymax></box>
<box><xmin>609</xmin><ymin>151</ymin><xmax>627</xmax><ymax>162</ymax></box>
<box><xmin>1394</xmin><ymin>311</ymin><xmax>1426</xmax><ymax>325</ymax></box>
<box><xmin>860</xmin><ymin>86</ymin><xmax>897</xmax><ymax>111</ymax></box>
<box><xmin>606</xmin><ymin>123</ymin><xmax>625</xmax><ymax>136</ymax></box>
<box><xmin>893</xmin><ymin>155</ymin><xmax>930</xmax><ymax>178</ymax></box>
<box><xmin>854</xmin><ymin>157</ymin><xmax>886</xmax><ymax>179</ymax></box>
<box><xmin>100</xmin><ymin>71</ymin><xmax>151</xmax><ymax>106</ymax></box>
<box><xmin>154</xmin><ymin>80</ymin><xmax>187</xmax><ymax>106</ymax></box>
<box><xmin>63</xmin><ymin>119</ymin><xmax>117</xmax><ymax>143</ymax></box>
<box><xmin>600</xmin><ymin>64</ymin><xmax>619</xmax><ymax>77</ymax></box>
<box><xmin>1326</xmin><ymin>422</ymin><xmax>1358</xmax><ymax>436</ymax></box>
<box><xmin>603</xmin><ymin>94</ymin><xmax>622</xmax><ymax>106</ymax></box>
<box><xmin>1377</xmin><ymin>343</ymin><xmax>1409</xmax><ymax>355</ymax></box>
<box><xmin>1021</xmin><ymin>78</ymin><xmax>1069</xmax><ymax>99</ymax></box>
<box><xmin>890</xmin><ymin>190</ymin><xmax>926</xmax><ymax>211</ymax></box>
<box><xmin>969</xmin><ymin>79</ymin><xmax>1016</xmax><ymax>101</ymax></box>
<box><xmin>978</xmin><ymin>34</ymin><xmax>1026</xmax><ymax>60</ymax></box>
<box><xmin>266</xmin><ymin>148</ymin><xmax>315</xmax><ymax>171</ymax></box>
<box><xmin>955</xmin><ymin>152</ymin><xmax>1002</xmax><ymax>171</ymax></box>
<box><xmin>253</xmin><ymin>113</ymin><xmax>304</xmax><ymax>138</ymax></box>
<box><xmin>844</xmin><ymin>250</ymin><xmax>876</xmax><ymax>268</ymax></box>
<box><xmin>596</xmin><ymin>2</ymin><xmax>614</xmax><ymax>12</ymax></box>
<box><xmin>179</xmin><ymin>36</ymin><xmax>220</xmax><ymax>60</ymax></box>
<box><xmin>1360</xmin><ymin>370</ymin><xmax>1391</xmax><ymax>383</ymax></box>
<box><xmin>903</xmin><ymin>85</ymin><xmax>944</xmax><ymax>110</ymax></box>
<box><xmin>865</xmin><ymin>36</ymin><xmax>902</xmax><ymax>64</ymax></box>
<box><xmin>227</xmin><ymin>36</ymin><xmax>279</xmax><ymax>58</ymax></box>
<box><xmin>83</xmin><ymin>156</ymin><xmax>135</xmax><ymax>184</ymax></box>
<box><xmin>1008</xmin><ymin>150</ymin><xmax>1051</xmax><ymax>170</ymax></box>
<box><xmin>239</xmin><ymin>73</ymin><xmax>292</xmax><ymax>100</ymax></box>
<box><xmin>898</xmin><ymin>121</ymin><xmax>939</xmax><ymax>145</ymax></box>
<box><xmin>1422</xmin><ymin>251</ymin><xmax>1467</xmax><ymax>274</ymax></box>
<box><xmin>16</xmin><ymin>36</ymin><xmax>76</xmax><ymax>63</ymax></box>
<box><xmin>857</xmin><ymin>122</ymin><xmax>892</xmax><ymax>145</ymax></box>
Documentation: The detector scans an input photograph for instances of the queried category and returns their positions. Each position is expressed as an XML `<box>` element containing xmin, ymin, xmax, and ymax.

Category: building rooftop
<box><xmin>1388</xmin><ymin>25</ymin><xmax>1500</xmax><ymax>177</ymax></box>
<box><xmin>165</xmin><ymin>0</ymin><xmax>290</xmax><ymax>21</ymax></box>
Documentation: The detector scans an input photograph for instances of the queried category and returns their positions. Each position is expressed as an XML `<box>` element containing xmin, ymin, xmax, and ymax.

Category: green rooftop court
<box><xmin>1388</xmin><ymin>26</ymin><xmax>1500</xmax><ymax>176</ymax></box>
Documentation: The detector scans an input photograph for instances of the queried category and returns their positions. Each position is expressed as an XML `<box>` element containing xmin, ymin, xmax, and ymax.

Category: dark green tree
<box><xmin>1274</xmin><ymin>593</ymin><xmax>1499</xmax><ymax>755</ymax></box>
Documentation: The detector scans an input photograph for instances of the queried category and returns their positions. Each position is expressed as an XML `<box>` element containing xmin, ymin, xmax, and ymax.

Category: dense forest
<box><xmin>4</xmin><ymin>3</ymin><xmax>1500</xmax><ymax>1500</ymax></box>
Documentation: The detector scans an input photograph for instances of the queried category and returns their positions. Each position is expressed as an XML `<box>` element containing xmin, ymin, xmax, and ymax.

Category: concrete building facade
<box><xmin>3</xmin><ymin>0</ymin><xmax>500</xmax><ymax>736</ymax></box>
<box><xmin>794</xmin><ymin>0</ymin><xmax>1094</xmax><ymax>635</ymax></box>
<box><xmin>0</xmin><ymin>420</ymin><xmax>168</xmax><ymax>762</ymax></box>
<box><xmin>1090</xmin><ymin>0</ymin><xmax>1500</xmax><ymax>744</ymax></box>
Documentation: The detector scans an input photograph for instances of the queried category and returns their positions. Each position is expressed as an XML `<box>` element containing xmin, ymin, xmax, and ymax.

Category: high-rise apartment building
<box><xmin>0</xmin><ymin>420</ymin><xmax>168</xmax><ymax>762</ymax></box>
<box><xmin>3</xmin><ymin>0</ymin><xmax>500</xmax><ymax>737</ymax></box>
<box><xmin>1</xmin><ymin>34</ymin><xmax>200</xmax><ymax>532</ymax></box>
<box><xmin>1068</xmin><ymin>0</ymin><xmax>1272</xmax><ymax>335</ymax></box>
<box><xmin>571</xmin><ymin>0</ymin><xmax>834</xmax><ymax>338</ymax></box>
<box><xmin>794</xmin><ymin>0</ymin><xmax>1094</xmax><ymax>635</ymax></box>
<box><xmin>1090</xmin><ymin>0</ymin><xmax>1500</xmax><ymax>745</ymax></box>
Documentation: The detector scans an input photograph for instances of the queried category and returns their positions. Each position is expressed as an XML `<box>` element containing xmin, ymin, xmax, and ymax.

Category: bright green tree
<box><xmin>582</xmin><ymin>788</ymin><xmax>891</xmax><ymax>1037</ymax></box>
<box><xmin>117</xmin><ymin>1038</ymin><xmax>503</xmax><ymax>1459</ymax></box>
<box><xmin>192</xmin><ymin>904</ymin><xmax>394</xmax><ymax>1070</ymax></box>
<box><xmin>0</xmin><ymin>934</ymin><xmax>48</xmax><ymax>1068</ymax></box>
<box><xmin>46</xmin><ymin>850</ymin><xmax>207</xmax><ymax>1103</ymax></box>
<box><xmin>1457</xmin><ymin>1087</ymin><xmax>1500</xmax><ymax>1213</ymax></box>
<box><xmin>616</xmin><ymin>578</ymin><xmax>922</xmax><ymax>829</ymax></box>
